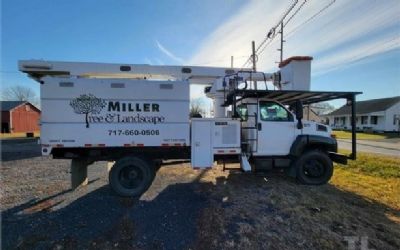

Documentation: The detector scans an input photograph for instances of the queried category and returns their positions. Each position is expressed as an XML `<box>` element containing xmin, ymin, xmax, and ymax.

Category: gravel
<box><xmin>1</xmin><ymin>141</ymin><xmax>210</xmax><ymax>249</ymax></box>
<box><xmin>1</xmin><ymin>140</ymin><xmax>399</xmax><ymax>250</ymax></box>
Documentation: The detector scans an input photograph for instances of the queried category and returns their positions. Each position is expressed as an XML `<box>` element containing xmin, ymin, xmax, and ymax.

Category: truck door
<box><xmin>256</xmin><ymin>101</ymin><xmax>296</xmax><ymax>156</ymax></box>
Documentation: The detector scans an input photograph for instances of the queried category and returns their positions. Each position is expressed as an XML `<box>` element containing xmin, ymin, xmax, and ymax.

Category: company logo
<box><xmin>70</xmin><ymin>94</ymin><xmax>106</xmax><ymax>128</ymax></box>
<box><xmin>70</xmin><ymin>94</ymin><xmax>165</xmax><ymax>128</ymax></box>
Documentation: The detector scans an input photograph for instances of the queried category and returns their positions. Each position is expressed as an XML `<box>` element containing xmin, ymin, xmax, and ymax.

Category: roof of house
<box><xmin>327</xmin><ymin>96</ymin><xmax>400</xmax><ymax>116</ymax></box>
<box><xmin>0</xmin><ymin>101</ymin><xmax>27</xmax><ymax>111</ymax></box>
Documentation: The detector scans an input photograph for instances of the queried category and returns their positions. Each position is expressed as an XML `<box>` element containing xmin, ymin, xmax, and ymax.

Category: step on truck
<box><xmin>19</xmin><ymin>57</ymin><xmax>361</xmax><ymax>197</ymax></box>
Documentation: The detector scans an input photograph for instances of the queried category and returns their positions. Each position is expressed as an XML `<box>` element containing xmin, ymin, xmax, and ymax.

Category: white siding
<box><xmin>384</xmin><ymin>102</ymin><xmax>400</xmax><ymax>131</ymax></box>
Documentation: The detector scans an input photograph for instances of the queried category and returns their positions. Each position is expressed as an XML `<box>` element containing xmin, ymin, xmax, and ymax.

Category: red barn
<box><xmin>1</xmin><ymin>101</ymin><xmax>40</xmax><ymax>133</ymax></box>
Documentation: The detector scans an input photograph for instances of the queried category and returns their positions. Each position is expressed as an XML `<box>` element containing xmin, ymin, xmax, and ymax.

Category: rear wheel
<box><xmin>109</xmin><ymin>156</ymin><xmax>155</xmax><ymax>197</ymax></box>
<box><xmin>294</xmin><ymin>150</ymin><xmax>333</xmax><ymax>185</ymax></box>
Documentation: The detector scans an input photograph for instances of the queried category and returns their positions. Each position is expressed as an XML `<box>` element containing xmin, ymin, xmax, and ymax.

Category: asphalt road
<box><xmin>1</xmin><ymin>138</ymin><xmax>42</xmax><ymax>161</ymax></box>
<box><xmin>337</xmin><ymin>138</ymin><xmax>400</xmax><ymax>157</ymax></box>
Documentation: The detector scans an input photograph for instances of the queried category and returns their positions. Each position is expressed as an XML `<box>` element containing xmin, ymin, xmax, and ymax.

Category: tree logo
<box><xmin>70</xmin><ymin>94</ymin><xmax>106</xmax><ymax>128</ymax></box>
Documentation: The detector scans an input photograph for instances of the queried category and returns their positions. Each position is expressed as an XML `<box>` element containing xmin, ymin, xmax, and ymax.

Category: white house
<box><xmin>325</xmin><ymin>96</ymin><xmax>400</xmax><ymax>132</ymax></box>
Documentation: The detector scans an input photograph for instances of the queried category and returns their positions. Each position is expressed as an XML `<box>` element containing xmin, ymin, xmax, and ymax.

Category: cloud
<box><xmin>189</xmin><ymin>0</ymin><xmax>400</xmax><ymax>75</ymax></box>
<box><xmin>155</xmin><ymin>40</ymin><xmax>185</xmax><ymax>64</ymax></box>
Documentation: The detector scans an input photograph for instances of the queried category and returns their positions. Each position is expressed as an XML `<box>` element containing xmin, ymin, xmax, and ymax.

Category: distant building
<box><xmin>325</xmin><ymin>96</ymin><xmax>400</xmax><ymax>132</ymax></box>
<box><xmin>1</xmin><ymin>101</ymin><xmax>41</xmax><ymax>133</ymax></box>
<box><xmin>303</xmin><ymin>106</ymin><xmax>321</xmax><ymax>122</ymax></box>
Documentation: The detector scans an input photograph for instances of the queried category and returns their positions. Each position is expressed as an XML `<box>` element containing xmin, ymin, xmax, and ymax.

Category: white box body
<box><xmin>40</xmin><ymin>77</ymin><xmax>190</xmax><ymax>150</ymax></box>
<box><xmin>191</xmin><ymin>118</ymin><xmax>241</xmax><ymax>169</ymax></box>
<box><xmin>191</xmin><ymin>119</ymin><xmax>213</xmax><ymax>168</ymax></box>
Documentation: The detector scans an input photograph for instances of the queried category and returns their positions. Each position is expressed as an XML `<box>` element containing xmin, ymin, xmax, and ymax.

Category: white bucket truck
<box><xmin>19</xmin><ymin>57</ymin><xmax>360</xmax><ymax>196</ymax></box>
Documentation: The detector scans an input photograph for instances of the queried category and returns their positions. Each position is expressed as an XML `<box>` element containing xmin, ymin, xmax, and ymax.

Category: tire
<box><xmin>294</xmin><ymin>150</ymin><xmax>333</xmax><ymax>185</ymax></box>
<box><xmin>109</xmin><ymin>156</ymin><xmax>155</xmax><ymax>197</ymax></box>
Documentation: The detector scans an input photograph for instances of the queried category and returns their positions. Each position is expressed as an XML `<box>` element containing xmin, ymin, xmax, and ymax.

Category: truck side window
<box><xmin>237</xmin><ymin>104</ymin><xmax>248</xmax><ymax>121</ymax></box>
<box><xmin>260</xmin><ymin>102</ymin><xmax>293</xmax><ymax>122</ymax></box>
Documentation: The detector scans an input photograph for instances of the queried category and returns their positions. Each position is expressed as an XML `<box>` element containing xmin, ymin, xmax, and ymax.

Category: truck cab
<box><xmin>238</xmin><ymin>98</ymin><xmax>333</xmax><ymax>156</ymax></box>
<box><xmin>236</xmin><ymin>97</ymin><xmax>343</xmax><ymax>185</ymax></box>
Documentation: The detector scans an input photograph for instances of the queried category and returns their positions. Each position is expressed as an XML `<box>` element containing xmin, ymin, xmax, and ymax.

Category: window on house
<box><xmin>340</xmin><ymin>117</ymin><xmax>346</xmax><ymax>125</ymax></box>
<box><xmin>370</xmin><ymin>116</ymin><xmax>378</xmax><ymax>125</ymax></box>
<box><xmin>25</xmin><ymin>105</ymin><xmax>31</xmax><ymax>111</ymax></box>
<box><xmin>361</xmin><ymin>116</ymin><xmax>368</xmax><ymax>125</ymax></box>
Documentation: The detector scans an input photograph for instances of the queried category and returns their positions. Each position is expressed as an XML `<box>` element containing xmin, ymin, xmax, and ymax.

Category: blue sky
<box><xmin>1</xmin><ymin>0</ymin><xmax>399</xmax><ymax>107</ymax></box>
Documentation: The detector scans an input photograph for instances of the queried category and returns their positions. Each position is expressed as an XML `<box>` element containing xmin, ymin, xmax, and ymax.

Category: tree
<box><xmin>2</xmin><ymin>85</ymin><xmax>39</xmax><ymax>106</ymax></box>
<box><xmin>70</xmin><ymin>94</ymin><xmax>106</xmax><ymax>128</ymax></box>
<box><xmin>190</xmin><ymin>98</ymin><xmax>206</xmax><ymax>118</ymax></box>
<box><xmin>310</xmin><ymin>102</ymin><xmax>335</xmax><ymax>115</ymax></box>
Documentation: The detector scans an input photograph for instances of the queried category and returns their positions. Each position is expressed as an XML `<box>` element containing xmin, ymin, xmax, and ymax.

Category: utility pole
<box><xmin>278</xmin><ymin>21</ymin><xmax>285</xmax><ymax>63</ymax></box>
<box><xmin>251</xmin><ymin>41</ymin><xmax>257</xmax><ymax>90</ymax></box>
<box><xmin>251</xmin><ymin>41</ymin><xmax>256</xmax><ymax>71</ymax></box>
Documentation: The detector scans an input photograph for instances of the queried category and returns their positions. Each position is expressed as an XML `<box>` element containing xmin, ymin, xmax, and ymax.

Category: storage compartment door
<box><xmin>191</xmin><ymin>120</ymin><xmax>213</xmax><ymax>168</ymax></box>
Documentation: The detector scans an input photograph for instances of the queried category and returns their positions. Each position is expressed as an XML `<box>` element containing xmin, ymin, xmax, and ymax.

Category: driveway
<box><xmin>338</xmin><ymin>138</ymin><xmax>400</xmax><ymax>157</ymax></box>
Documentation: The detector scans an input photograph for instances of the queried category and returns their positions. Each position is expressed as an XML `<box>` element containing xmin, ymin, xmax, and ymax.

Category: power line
<box><xmin>283</xmin><ymin>0</ymin><xmax>308</xmax><ymax>28</ymax></box>
<box><xmin>257</xmin><ymin>0</ymin><xmax>336</xmax><ymax>63</ymax></box>
<box><xmin>241</xmin><ymin>0</ymin><xmax>300</xmax><ymax>68</ymax></box>
<box><xmin>241</xmin><ymin>0</ymin><xmax>313</xmax><ymax>68</ymax></box>
<box><xmin>249</xmin><ymin>0</ymin><xmax>309</xmax><ymax>65</ymax></box>
<box><xmin>285</xmin><ymin>0</ymin><xmax>336</xmax><ymax>38</ymax></box>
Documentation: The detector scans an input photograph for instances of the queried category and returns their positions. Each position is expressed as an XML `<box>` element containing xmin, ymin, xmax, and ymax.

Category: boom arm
<box><xmin>18</xmin><ymin>60</ymin><xmax>252</xmax><ymax>85</ymax></box>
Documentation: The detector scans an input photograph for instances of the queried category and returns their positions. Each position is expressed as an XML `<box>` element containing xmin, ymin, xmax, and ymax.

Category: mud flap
<box><xmin>329</xmin><ymin>152</ymin><xmax>348</xmax><ymax>165</ymax></box>
<box><xmin>240</xmin><ymin>154</ymin><xmax>251</xmax><ymax>172</ymax></box>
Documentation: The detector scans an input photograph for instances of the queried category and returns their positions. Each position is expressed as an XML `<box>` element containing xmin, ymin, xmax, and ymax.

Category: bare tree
<box><xmin>70</xmin><ymin>94</ymin><xmax>106</xmax><ymax>128</ymax></box>
<box><xmin>311</xmin><ymin>102</ymin><xmax>335</xmax><ymax>115</ymax></box>
<box><xmin>2</xmin><ymin>85</ymin><xmax>39</xmax><ymax>106</ymax></box>
<box><xmin>190</xmin><ymin>98</ymin><xmax>206</xmax><ymax>118</ymax></box>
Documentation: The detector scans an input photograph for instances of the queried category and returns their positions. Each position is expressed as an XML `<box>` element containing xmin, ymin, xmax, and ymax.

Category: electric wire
<box><xmin>285</xmin><ymin>0</ymin><xmax>336</xmax><ymax>38</ymax></box>
<box><xmin>241</xmin><ymin>0</ymin><xmax>300</xmax><ymax>68</ymax></box>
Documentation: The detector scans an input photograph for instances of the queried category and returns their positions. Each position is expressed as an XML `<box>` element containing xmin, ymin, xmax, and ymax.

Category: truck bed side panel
<box><xmin>40</xmin><ymin>77</ymin><xmax>190</xmax><ymax>148</ymax></box>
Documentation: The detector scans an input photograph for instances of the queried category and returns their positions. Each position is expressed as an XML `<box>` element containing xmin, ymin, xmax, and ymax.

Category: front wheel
<box><xmin>294</xmin><ymin>150</ymin><xmax>333</xmax><ymax>185</ymax></box>
<box><xmin>109</xmin><ymin>156</ymin><xmax>155</xmax><ymax>197</ymax></box>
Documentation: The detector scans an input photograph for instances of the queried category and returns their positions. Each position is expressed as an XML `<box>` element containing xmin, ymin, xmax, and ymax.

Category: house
<box><xmin>1</xmin><ymin>101</ymin><xmax>41</xmax><ymax>133</ymax></box>
<box><xmin>325</xmin><ymin>96</ymin><xmax>400</xmax><ymax>132</ymax></box>
<box><xmin>303</xmin><ymin>106</ymin><xmax>321</xmax><ymax>122</ymax></box>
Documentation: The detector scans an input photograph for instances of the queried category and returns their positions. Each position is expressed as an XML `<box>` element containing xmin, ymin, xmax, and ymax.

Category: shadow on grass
<box><xmin>2</xmin><ymin>170</ymin><xmax>399</xmax><ymax>250</ymax></box>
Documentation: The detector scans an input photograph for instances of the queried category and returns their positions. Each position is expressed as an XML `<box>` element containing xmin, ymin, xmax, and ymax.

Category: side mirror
<box><xmin>295</xmin><ymin>100</ymin><xmax>303</xmax><ymax>129</ymax></box>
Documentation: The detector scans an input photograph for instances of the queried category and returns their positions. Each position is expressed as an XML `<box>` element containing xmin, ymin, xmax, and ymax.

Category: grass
<box><xmin>337</xmin><ymin>150</ymin><xmax>400</xmax><ymax>178</ymax></box>
<box><xmin>193</xmin><ymin>151</ymin><xmax>400</xmax><ymax>249</ymax></box>
<box><xmin>332</xmin><ymin>151</ymin><xmax>400</xmax><ymax>209</ymax></box>
<box><xmin>0</xmin><ymin>132</ymin><xmax>40</xmax><ymax>139</ymax></box>
<box><xmin>332</xmin><ymin>130</ymin><xmax>400</xmax><ymax>140</ymax></box>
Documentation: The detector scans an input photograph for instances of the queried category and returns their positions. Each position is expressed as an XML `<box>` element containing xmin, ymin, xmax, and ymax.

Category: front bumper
<box><xmin>329</xmin><ymin>152</ymin><xmax>348</xmax><ymax>165</ymax></box>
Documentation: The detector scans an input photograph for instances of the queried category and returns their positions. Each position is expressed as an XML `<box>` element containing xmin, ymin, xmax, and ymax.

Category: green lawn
<box><xmin>332</xmin><ymin>130</ymin><xmax>400</xmax><ymax>140</ymax></box>
<box><xmin>337</xmin><ymin>150</ymin><xmax>400</xmax><ymax>178</ymax></box>
<box><xmin>332</xmin><ymin>150</ymin><xmax>400</xmax><ymax>210</ymax></box>
<box><xmin>0</xmin><ymin>132</ymin><xmax>40</xmax><ymax>139</ymax></box>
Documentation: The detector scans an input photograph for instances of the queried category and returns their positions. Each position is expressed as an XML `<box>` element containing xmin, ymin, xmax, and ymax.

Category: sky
<box><xmin>1</xmin><ymin>0</ymin><xmax>399</xmax><ymax>108</ymax></box>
